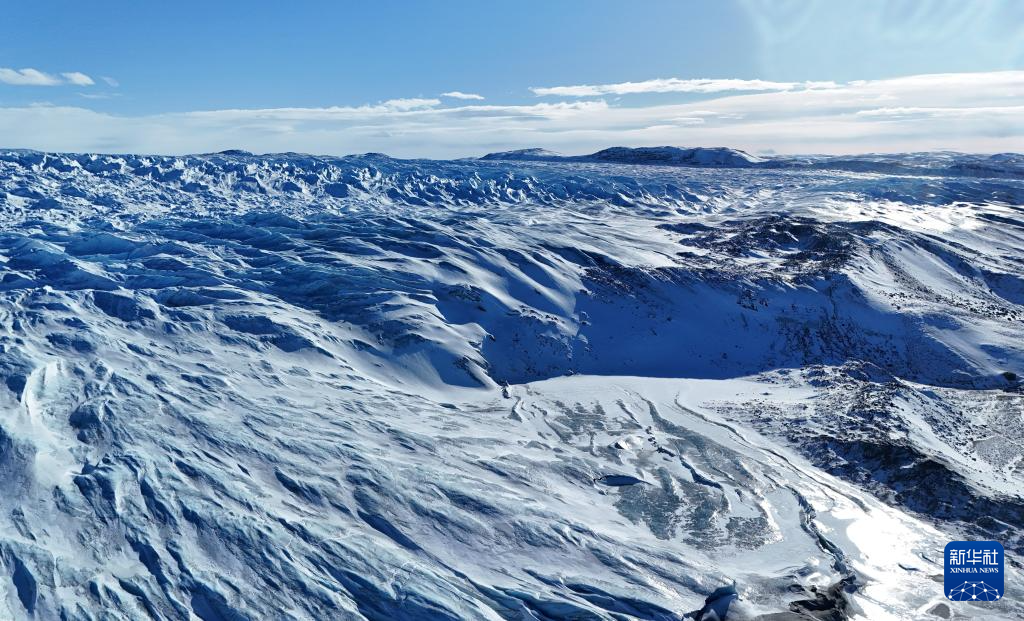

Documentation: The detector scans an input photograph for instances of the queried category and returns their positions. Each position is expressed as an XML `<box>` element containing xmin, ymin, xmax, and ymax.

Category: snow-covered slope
<box><xmin>0</xmin><ymin>148</ymin><xmax>1022</xmax><ymax>620</ymax></box>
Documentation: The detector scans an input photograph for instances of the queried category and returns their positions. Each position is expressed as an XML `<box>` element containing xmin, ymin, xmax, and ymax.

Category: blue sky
<box><xmin>1</xmin><ymin>0</ymin><xmax>1021</xmax><ymax>156</ymax></box>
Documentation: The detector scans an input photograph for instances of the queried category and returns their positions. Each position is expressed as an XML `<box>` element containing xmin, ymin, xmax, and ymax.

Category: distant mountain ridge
<box><xmin>480</xmin><ymin>146</ymin><xmax>763</xmax><ymax>167</ymax></box>
<box><xmin>479</xmin><ymin>145</ymin><xmax>1024</xmax><ymax>178</ymax></box>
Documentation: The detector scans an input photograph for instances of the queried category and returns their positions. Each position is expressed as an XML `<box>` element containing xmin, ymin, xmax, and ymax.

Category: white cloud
<box><xmin>441</xmin><ymin>91</ymin><xmax>485</xmax><ymax>100</ymax></box>
<box><xmin>855</xmin><ymin>106</ymin><xmax>1024</xmax><ymax>119</ymax></box>
<box><xmin>380</xmin><ymin>98</ymin><xmax>440</xmax><ymax>111</ymax></box>
<box><xmin>101</xmin><ymin>76</ymin><xmax>119</xmax><ymax>87</ymax></box>
<box><xmin>0</xmin><ymin>72</ymin><xmax>1019</xmax><ymax>157</ymax></box>
<box><xmin>668</xmin><ymin>117</ymin><xmax>706</xmax><ymax>126</ymax></box>
<box><xmin>0</xmin><ymin>68</ymin><xmax>62</xmax><ymax>86</ymax></box>
<box><xmin>0</xmin><ymin>68</ymin><xmax>98</xmax><ymax>86</ymax></box>
<box><xmin>180</xmin><ymin>100</ymin><xmax>604</xmax><ymax>124</ymax></box>
<box><xmin>531</xmin><ymin>78</ymin><xmax>838</xmax><ymax>97</ymax></box>
<box><xmin>78</xmin><ymin>92</ymin><xmax>121</xmax><ymax>100</ymax></box>
<box><xmin>62</xmin><ymin>72</ymin><xmax>95</xmax><ymax>86</ymax></box>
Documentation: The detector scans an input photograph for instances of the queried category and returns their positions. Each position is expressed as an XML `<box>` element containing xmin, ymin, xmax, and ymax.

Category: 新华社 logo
<box><xmin>944</xmin><ymin>541</ymin><xmax>1004</xmax><ymax>602</ymax></box>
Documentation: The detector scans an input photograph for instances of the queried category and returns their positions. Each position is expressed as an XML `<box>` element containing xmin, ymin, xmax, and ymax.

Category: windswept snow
<box><xmin>0</xmin><ymin>148</ymin><xmax>1021</xmax><ymax>620</ymax></box>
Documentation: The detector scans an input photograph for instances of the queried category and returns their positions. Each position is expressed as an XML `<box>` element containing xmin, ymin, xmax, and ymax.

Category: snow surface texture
<box><xmin>0</xmin><ymin>147</ymin><xmax>1021</xmax><ymax>620</ymax></box>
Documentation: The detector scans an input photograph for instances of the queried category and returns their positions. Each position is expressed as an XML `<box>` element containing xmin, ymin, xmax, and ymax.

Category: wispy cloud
<box><xmin>78</xmin><ymin>92</ymin><xmax>121</xmax><ymax>100</ymax></box>
<box><xmin>441</xmin><ymin>91</ymin><xmax>485</xmax><ymax>100</ymax></box>
<box><xmin>380</xmin><ymin>98</ymin><xmax>440</xmax><ymax>110</ymax></box>
<box><xmin>0</xmin><ymin>67</ymin><xmax>97</xmax><ymax>87</ymax></box>
<box><xmin>101</xmin><ymin>76</ymin><xmax>119</xmax><ymax>87</ymax></box>
<box><xmin>0</xmin><ymin>68</ymin><xmax>63</xmax><ymax>86</ymax></box>
<box><xmin>0</xmin><ymin>71</ymin><xmax>1019</xmax><ymax>157</ymax></box>
<box><xmin>181</xmin><ymin>100</ymin><xmax>604</xmax><ymax>123</ymax></box>
<box><xmin>62</xmin><ymin>72</ymin><xmax>95</xmax><ymax>86</ymax></box>
<box><xmin>531</xmin><ymin>78</ymin><xmax>838</xmax><ymax>97</ymax></box>
<box><xmin>855</xmin><ymin>106</ymin><xmax>1024</xmax><ymax>119</ymax></box>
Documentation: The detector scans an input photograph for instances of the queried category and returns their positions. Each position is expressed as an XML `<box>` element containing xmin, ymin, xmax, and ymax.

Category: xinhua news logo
<box><xmin>944</xmin><ymin>541</ymin><xmax>1004</xmax><ymax>602</ymax></box>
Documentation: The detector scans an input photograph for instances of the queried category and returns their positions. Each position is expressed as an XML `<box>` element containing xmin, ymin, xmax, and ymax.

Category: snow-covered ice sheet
<box><xmin>0</xmin><ymin>149</ymin><xmax>1021</xmax><ymax>619</ymax></box>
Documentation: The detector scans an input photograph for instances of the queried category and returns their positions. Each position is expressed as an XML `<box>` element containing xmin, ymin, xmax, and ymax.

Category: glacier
<box><xmin>0</xmin><ymin>147</ymin><xmax>1021</xmax><ymax>620</ymax></box>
